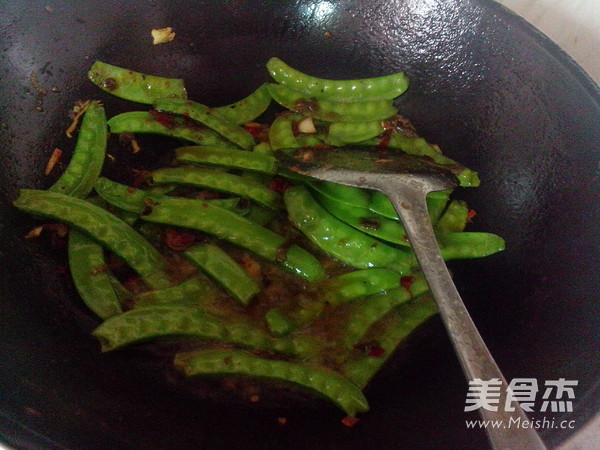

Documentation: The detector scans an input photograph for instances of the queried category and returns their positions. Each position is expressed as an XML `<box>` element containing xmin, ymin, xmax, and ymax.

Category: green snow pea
<box><xmin>265</xmin><ymin>308</ymin><xmax>297</xmax><ymax>337</ymax></box>
<box><xmin>68</xmin><ymin>229</ymin><xmax>123</xmax><ymax>319</ymax></box>
<box><xmin>153</xmin><ymin>98</ymin><xmax>255</xmax><ymax>150</ymax></box>
<box><xmin>340</xmin><ymin>275</ymin><xmax>429</xmax><ymax>352</ymax></box>
<box><xmin>175</xmin><ymin>145</ymin><xmax>276</xmax><ymax>174</ymax></box>
<box><xmin>439</xmin><ymin>232</ymin><xmax>505</xmax><ymax>260</ymax></box>
<box><xmin>268</xmin><ymin>114</ymin><xmax>303</xmax><ymax>151</ymax></box>
<box><xmin>94</xmin><ymin>177</ymin><xmax>241</xmax><ymax>214</ymax></box>
<box><xmin>139</xmin><ymin>197</ymin><xmax>325</xmax><ymax>282</ymax></box>
<box><xmin>434</xmin><ymin>200</ymin><xmax>469</xmax><ymax>234</ymax></box>
<box><xmin>368</xmin><ymin>190</ymin><xmax>450</xmax><ymax>222</ymax></box>
<box><xmin>50</xmin><ymin>101</ymin><xmax>107</xmax><ymax>198</ymax></box>
<box><xmin>107</xmin><ymin>111</ymin><xmax>225</xmax><ymax>145</ymax></box>
<box><xmin>314</xmin><ymin>192</ymin><xmax>410</xmax><ymax>246</ymax></box>
<box><xmin>308</xmin><ymin>181</ymin><xmax>370</xmax><ymax>209</ymax></box>
<box><xmin>185</xmin><ymin>244</ymin><xmax>260</xmax><ymax>305</ymax></box>
<box><xmin>132</xmin><ymin>274</ymin><xmax>218</xmax><ymax>308</ymax></box>
<box><xmin>92</xmin><ymin>305</ymin><xmax>296</xmax><ymax>355</ymax></box>
<box><xmin>266</xmin><ymin>57</ymin><xmax>409</xmax><ymax>102</ymax></box>
<box><xmin>14</xmin><ymin>190</ymin><xmax>172</xmax><ymax>290</ymax></box>
<box><xmin>268</xmin><ymin>84</ymin><xmax>396</xmax><ymax>123</ymax></box>
<box><xmin>149</xmin><ymin>166</ymin><xmax>281</xmax><ymax>210</ymax></box>
<box><xmin>327</xmin><ymin>121</ymin><xmax>385</xmax><ymax>144</ymax></box>
<box><xmin>174</xmin><ymin>348</ymin><xmax>369</xmax><ymax>417</ymax></box>
<box><xmin>213</xmin><ymin>83</ymin><xmax>272</xmax><ymax>124</ymax></box>
<box><xmin>284</xmin><ymin>186</ymin><xmax>412</xmax><ymax>272</ymax></box>
<box><xmin>88</xmin><ymin>61</ymin><xmax>187</xmax><ymax>104</ymax></box>
<box><xmin>320</xmin><ymin>268</ymin><xmax>404</xmax><ymax>305</ymax></box>
<box><xmin>343</xmin><ymin>295</ymin><xmax>438</xmax><ymax>388</ymax></box>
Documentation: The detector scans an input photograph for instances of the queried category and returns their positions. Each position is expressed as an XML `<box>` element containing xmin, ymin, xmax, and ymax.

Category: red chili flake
<box><xmin>163</xmin><ymin>227</ymin><xmax>196</xmax><ymax>251</ymax></box>
<box><xmin>124</xmin><ymin>276</ymin><xmax>143</xmax><ymax>294</ymax></box>
<box><xmin>149</xmin><ymin>109</ymin><xmax>176</xmax><ymax>129</ymax></box>
<box><xmin>341</xmin><ymin>417</ymin><xmax>360</xmax><ymax>427</ymax></box>
<box><xmin>277</xmin><ymin>417</ymin><xmax>288</xmax><ymax>425</ymax></box>
<box><xmin>268</xmin><ymin>177</ymin><xmax>291</xmax><ymax>193</ymax></box>
<box><xmin>243</xmin><ymin>123</ymin><xmax>262</xmax><ymax>138</ymax></box>
<box><xmin>249</xmin><ymin>395</ymin><xmax>260</xmax><ymax>403</ymax></box>
<box><xmin>91</xmin><ymin>264</ymin><xmax>109</xmax><ymax>275</ymax></box>
<box><xmin>400</xmin><ymin>275</ymin><xmax>414</xmax><ymax>296</ymax></box>
<box><xmin>355</xmin><ymin>341</ymin><xmax>385</xmax><ymax>358</ymax></box>
<box><xmin>467</xmin><ymin>209</ymin><xmax>477</xmax><ymax>223</ymax></box>
<box><xmin>377</xmin><ymin>133</ymin><xmax>392</xmax><ymax>148</ymax></box>
<box><xmin>44</xmin><ymin>148</ymin><xmax>63</xmax><ymax>175</ymax></box>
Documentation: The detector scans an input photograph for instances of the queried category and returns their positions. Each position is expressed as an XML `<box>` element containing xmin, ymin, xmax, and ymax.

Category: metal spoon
<box><xmin>276</xmin><ymin>146</ymin><xmax>546</xmax><ymax>450</ymax></box>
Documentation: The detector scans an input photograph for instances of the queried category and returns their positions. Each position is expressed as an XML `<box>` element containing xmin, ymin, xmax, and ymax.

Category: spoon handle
<box><xmin>387</xmin><ymin>187</ymin><xmax>546</xmax><ymax>450</ymax></box>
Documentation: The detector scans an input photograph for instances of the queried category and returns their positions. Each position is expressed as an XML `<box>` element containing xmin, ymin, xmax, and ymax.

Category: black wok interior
<box><xmin>0</xmin><ymin>0</ymin><xmax>598</xmax><ymax>448</ymax></box>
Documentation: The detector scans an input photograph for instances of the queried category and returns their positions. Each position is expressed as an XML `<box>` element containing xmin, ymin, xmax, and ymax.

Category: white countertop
<box><xmin>496</xmin><ymin>0</ymin><xmax>600</xmax><ymax>84</ymax></box>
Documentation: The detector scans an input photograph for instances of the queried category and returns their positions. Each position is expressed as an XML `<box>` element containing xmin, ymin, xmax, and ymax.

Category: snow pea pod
<box><xmin>341</xmin><ymin>275</ymin><xmax>429</xmax><ymax>352</ymax></box>
<box><xmin>149</xmin><ymin>166</ymin><xmax>281</xmax><ymax>210</ymax></box>
<box><xmin>94</xmin><ymin>177</ymin><xmax>240</xmax><ymax>214</ymax></box>
<box><xmin>213</xmin><ymin>83</ymin><xmax>271</xmax><ymax>124</ymax></box>
<box><xmin>434</xmin><ymin>199</ymin><xmax>469</xmax><ymax>234</ymax></box>
<box><xmin>361</xmin><ymin>133</ymin><xmax>480</xmax><ymax>188</ymax></box>
<box><xmin>175</xmin><ymin>145</ymin><xmax>276</xmax><ymax>174</ymax></box>
<box><xmin>14</xmin><ymin>190</ymin><xmax>172</xmax><ymax>290</ymax></box>
<box><xmin>308</xmin><ymin>181</ymin><xmax>370</xmax><ymax>209</ymax></box>
<box><xmin>327</xmin><ymin>121</ymin><xmax>384</xmax><ymax>144</ymax></box>
<box><xmin>368</xmin><ymin>190</ymin><xmax>450</xmax><ymax>222</ymax></box>
<box><xmin>108</xmin><ymin>111</ymin><xmax>225</xmax><ymax>145</ymax></box>
<box><xmin>68</xmin><ymin>229</ymin><xmax>123</xmax><ymax>319</ymax></box>
<box><xmin>439</xmin><ymin>232</ymin><xmax>505</xmax><ymax>260</ymax></box>
<box><xmin>266</xmin><ymin>57</ymin><xmax>409</xmax><ymax>102</ymax></box>
<box><xmin>268</xmin><ymin>114</ymin><xmax>303</xmax><ymax>151</ymax></box>
<box><xmin>132</xmin><ymin>274</ymin><xmax>218</xmax><ymax>308</ymax></box>
<box><xmin>153</xmin><ymin>98</ymin><xmax>255</xmax><ymax>150</ymax></box>
<box><xmin>268</xmin><ymin>84</ymin><xmax>396</xmax><ymax>123</ymax></box>
<box><xmin>140</xmin><ymin>197</ymin><xmax>325</xmax><ymax>282</ymax></box>
<box><xmin>50</xmin><ymin>101</ymin><xmax>107</xmax><ymax>198</ymax></box>
<box><xmin>88</xmin><ymin>61</ymin><xmax>187</xmax><ymax>104</ymax></box>
<box><xmin>320</xmin><ymin>269</ymin><xmax>403</xmax><ymax>305</ymax></box>
<box><xmin>185</xmin><ymin>244</ymin><xmax>260</xmax><ymax>305</ymax></box>
<box><xmin>174</xmin><ymin>349</ymin><xmax>369</xmax><ymax>417</ymax></box>
<box><xmin>92</xmin><ymin>305</ymin><xmax>296</xmax><ymax>355</ymax></box>
<box><xmin>314</xmin><ymin>192</ymin><xmax>410</xmax><ymax>246</ymax></box>
<box><xmin>284</xmin><ymin>186</ymin><xmax>412</xmax><ymax>272</ymax></box>
<box><xmin>343</xmin><ymin>295</ymin><xmax>438</xmax><ymax>388</ymax></box>
<box><xmin>265</xmin><ymin>308</ymin><xmax>296</xmax><ymax>336</ymax></box>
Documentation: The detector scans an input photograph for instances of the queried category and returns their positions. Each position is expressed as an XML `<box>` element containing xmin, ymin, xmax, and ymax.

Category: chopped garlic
<box><xmin>297</xmin><ymin>117</ymin><xmax>317</xmax><ymax>134</ymax></box>
<box><xmin>151</xmin><ymin>27</ymin><xmax>175</xmax><ymax>45</ymax></box>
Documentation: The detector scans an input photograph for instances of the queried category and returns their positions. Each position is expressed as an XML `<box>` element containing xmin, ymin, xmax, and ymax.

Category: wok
<box><xmin>0</xmin><ymin>0</ymin><xmax>598</xmax><ymax>448</ymax></box>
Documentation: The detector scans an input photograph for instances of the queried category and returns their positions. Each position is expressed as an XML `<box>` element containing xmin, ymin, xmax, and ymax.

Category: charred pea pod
<box><xmin>342</xmin><ymin>295</ymin><xmax>438</xmax><ymax>388</ymax></box>
<box><xmin>107</xmin><ymin>111</ymin><xmax>225</xmax><ymax>145</ymax></box>
<box><xmin>139</xmin><ymin>197</ymin><xmax>325</xmax><ymax>282</ymax></box>
<box><xmin>14</xmin><ymin>190</ymin><xmax>172</xmax><ymax>290</ymax></box>
<box><xmin>92</xmin><ymin>305</ymin><xmax>297</xmax><ymax>355</ymax></box>
<box><xmin>49</xmin><ymin>101</ymin><xmax>107</xmax><ymax>199</ymax></box>
<box><xmin>340</xmin><ymin>275</ymin><xmax>429</xmax><ymax>352</ymax></box>
<box><xmin>94</xmin><ymin>177</ymin><xmax>241</xmax><ymax>214</ymax></box>
<box><xmin>88</xmin><ymin>61</ymin><xmax>187</xmax><ymax>104</ymax></box>
<box><xmin>266</xmin><ymin>57</ymin><xmax>409</xmax><ymax>102</ymax></box>
<box><xmin>185</xmin><ymin>244</ymin><xmax>260</xmax><ymax>306</ymax></box>
<box><xmin>213</xmin><ymin>83</ymin><xmax>272</xmax><ymax>124</ymax></box>
<box><xmin>175</xmin><ymin>145</ymin><xmax>277</xmax><ymax>174</ymax></box>
<box><xmin>68</xmin><ymin>229</ymin><xmax>123</xmax><ymax>319</ymax></box>
<box><xmin>149</xmin><ymin>166</ymin><xmax>281</xmax><ymax>210</ymax></box>
<box><xmin>268</xmin><ymin>84</ymin><xmax>397</xmax><ymax>123</ymax></box>
<box><xmin>174</xmin><ymin>348</ymin><xmax>369</xmax><ymax>417</ymax></box>
<box><xmin>284</xmin><ymin>186</ymin><xmax>413</xmax><ymax>272</ymax></box>
<box><xmin>153</xmin><ymin>98</ymin><xmax>255</xmax><ymax>150</ymax></box>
